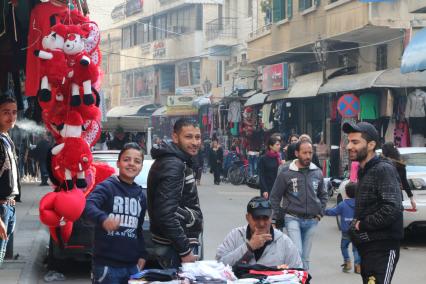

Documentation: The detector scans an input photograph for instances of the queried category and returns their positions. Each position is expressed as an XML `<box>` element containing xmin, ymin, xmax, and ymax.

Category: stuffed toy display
<box><xmin>34</xmin><ymin>8</ymin><xmax>112</xmax><ymax>246</ymax></box>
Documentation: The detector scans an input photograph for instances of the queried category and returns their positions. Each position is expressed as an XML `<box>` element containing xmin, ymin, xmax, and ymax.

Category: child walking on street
<box><xmin>84</xmin><ymin>143</ymin><xmax>147</xmax><ymax>284</ymax></box>
<box><xmin>325</xmin><ymin>182</ymin><xmax>361</xmax><ymax>274</ymax></box>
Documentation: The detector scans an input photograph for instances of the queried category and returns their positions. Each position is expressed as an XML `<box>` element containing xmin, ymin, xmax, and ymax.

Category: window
<box><xmin>299</xmin><ymin>0</ymin><xmax>313</xmax><ymax>11</ymax></box>
<box><xmin>189</xmin><ymin>61</ymin><xmax>200</xmax><ymax>85</ymax></box>
<box><xmin>248</xmin><ymin>0</ymin><xmax>253</xmax><ymax>17</ymax></box>
<box><xmin>273</xmin><ymin>0</ymin><xmax>293</xmax><ymax>23</ymax></box>
<box><xmin>376</xmin><ymin>45</ymin><xmax>387</xmax><ymax>71</ymax></box>
<box><xmin>122</xmin><ymin>25</ymin><xmax>133</xmax><ymax>48</ymax></box>
<box><xmin>154</xmin><ymin>14</ymin><xmax>167</xmax><ymax>40</ymax></box>
<box><xmin>224</xmin><ymin>60</ymin><xmax>230</xmax><ymax>81</ymax></box>
<box><xmin>217</xmin><ymin>61</ymin><xmax>223</xmax><ymax>87</ymax></box>
<box><xmin>196</xmin><ymin>4</ymin><xmax>203</xmax><ymax>30</ymax></box>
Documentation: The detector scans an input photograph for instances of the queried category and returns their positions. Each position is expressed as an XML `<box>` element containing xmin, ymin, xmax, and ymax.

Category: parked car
<box><xmin>335</xmin><ymin>147</ymin><xmax>426</xmax><ymax>232</ymax></box>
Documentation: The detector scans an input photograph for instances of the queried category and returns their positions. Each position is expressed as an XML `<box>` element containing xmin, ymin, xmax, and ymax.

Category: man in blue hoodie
<box><xmin>325</xmin><ymin>182</ymin><xmax>360</xmax><ymax>274</ymax></box>
<box><xmin>84</xmin><ymin>143</ymin><xmax>147</xmax><ymax>284</ymax></box>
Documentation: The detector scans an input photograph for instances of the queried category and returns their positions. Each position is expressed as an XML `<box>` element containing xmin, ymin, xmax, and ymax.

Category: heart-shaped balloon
<box><xmin>54</xmin><ymin>189</ymin><xmax>86</xmax><ymax>222</ymax></box>
<box><xmin>39</xmin><ymin>192</ymin><xmax>61</xmax><ymax>227</ymax></box>
<box><xmin>49</xmin><ymin>221</ymin><xmax>74</xmax><ymax>244</ymax></box>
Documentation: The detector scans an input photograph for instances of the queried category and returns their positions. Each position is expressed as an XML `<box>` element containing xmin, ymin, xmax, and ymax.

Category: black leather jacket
<box><xmin>147</xmin><ymin>142</ymin><xmax>203</xmax><ymax>256</ymax></box>
<box><xmin>348</xmin><ymin>156</ymin><xmax>403</xmax><ymax>251</ymax></box>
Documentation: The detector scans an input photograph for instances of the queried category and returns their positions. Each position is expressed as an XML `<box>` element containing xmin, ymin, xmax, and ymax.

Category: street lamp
<box><xmin>313</xmin><ymin>36</ymin><xmax>328</xmax><ymax>84</ymax></box>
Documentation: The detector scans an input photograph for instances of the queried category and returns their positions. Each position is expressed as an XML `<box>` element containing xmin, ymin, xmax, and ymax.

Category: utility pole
<box><xmin>313</xmin><ymin>36</ymin><xmax>328</xmax><ymax>84</ymax></box>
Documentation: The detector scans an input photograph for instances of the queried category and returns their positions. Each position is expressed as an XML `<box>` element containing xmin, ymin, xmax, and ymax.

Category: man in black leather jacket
<box><xmin>343</xmin><ymin>122</ymin><xmax>403</xmax><ymax>284</ymax></box>
<box><xmin>147</xmin><ymin>118</ymin><xmax>203</xmax><ymax>268</ymax></box>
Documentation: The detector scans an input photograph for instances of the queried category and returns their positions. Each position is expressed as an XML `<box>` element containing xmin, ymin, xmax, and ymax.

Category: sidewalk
<box><xmin>0</xmin><ymin>183</ymin><xmax>50</xmax><ymax>284</ymax></box>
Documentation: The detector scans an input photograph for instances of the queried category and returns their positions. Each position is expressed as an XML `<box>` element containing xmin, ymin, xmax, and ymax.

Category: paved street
<box><xmin>1</xmin><ymin>174</ymin><xmax>426</xmax><ymax>283</ymax></box>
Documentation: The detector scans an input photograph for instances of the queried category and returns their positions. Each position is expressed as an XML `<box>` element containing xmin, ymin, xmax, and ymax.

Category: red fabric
<box><xmin>58</xmin><ymin>137</ymin><xmax>93</xmax><ymax>172</ymax></box>
<box><xmin>39</xmin><ymin>49</ymin><xmax>69</xmax><ymax>86</ymax></box>
<box><xmin>39</xmin><ymin>192</ymin><xmax>61</xmax><ymax>227</ymax></box>
<box><xmin>26</xmin><ymin>2</ymin><xmax>68</xmax><ymax>96</ymax></box>
<box><xmin>266</xmin><ymin>149</ymin><xmax>281</xmax><ymax>166</ymax></box>
<box><xmin>49</xmin><ymin>221</ymin><xmax>73</xmax><ymax>244</ymax></box>
<box><xmin>248</xmin><ymin>270</ymin><xmax>283</xmax><ymax>276</ymax></box>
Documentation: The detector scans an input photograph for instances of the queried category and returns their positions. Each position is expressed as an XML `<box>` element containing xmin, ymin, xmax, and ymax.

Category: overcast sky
<box><xmin>87</xmin><ymin>0</ymin><xmax>123</xmax><ymax>30</ymax></box>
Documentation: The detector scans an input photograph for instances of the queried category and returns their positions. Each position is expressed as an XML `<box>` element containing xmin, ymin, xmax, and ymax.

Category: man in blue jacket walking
<box><xmin>325</xmin><ymin>182</ymin><xmax>360</xmax><ymax>274</ymax></box>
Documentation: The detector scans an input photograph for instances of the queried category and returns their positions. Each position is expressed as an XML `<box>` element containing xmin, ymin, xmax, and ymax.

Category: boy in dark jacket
<box><xmin>325</xmin><ymin>182</ymin><xmax>360</xmax><ymax>274</ymax></box>
<box><xmin>84</xmin><ymin>143</ymin><xmax>147</xmax><ymax>284</ymax></box>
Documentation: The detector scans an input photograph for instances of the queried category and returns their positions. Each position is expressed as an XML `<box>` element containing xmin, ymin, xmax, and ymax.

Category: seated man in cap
<box><xmin>216</xmin><ymin>197</ymin><xmax>302</xmax><ymax>268</ymax></box>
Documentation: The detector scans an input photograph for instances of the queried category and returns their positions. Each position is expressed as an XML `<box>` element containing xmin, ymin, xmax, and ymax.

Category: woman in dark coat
<box><xmin>382</xmin><ymin>142</ymin><xmax>416</xmax><ymax>210</ymax></box>
<box><xmin>258</xmin><ymin>136</ymin><xmax>282</xmax><ymax>199</ymax></box>
<box><xmin>209</xmin><ymin>139</ymin><xmax>223</xmax><ymax>185</ymax></box>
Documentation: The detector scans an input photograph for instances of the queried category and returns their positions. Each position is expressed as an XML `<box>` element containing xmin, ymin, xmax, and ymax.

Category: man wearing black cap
<box><xmin>216</xmin><ymin>197</ymin><xmax>302</xmax><ymax>268</ymax></box>
<box><xmin>343</xmin><ymin>121</ymin><xmax>403</xmax><ymax>284</ymax></box>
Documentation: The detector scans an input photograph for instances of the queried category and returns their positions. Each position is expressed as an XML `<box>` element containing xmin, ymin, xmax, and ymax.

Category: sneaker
<box><xmin>354</xmin><ymin>264</ymin><xmax>361</xmax><ymax>274</ymax></box>
<box><xmin>341</xmin><ymin>261</ymin><xmax>352</xmax><ymax>273</ymax></box>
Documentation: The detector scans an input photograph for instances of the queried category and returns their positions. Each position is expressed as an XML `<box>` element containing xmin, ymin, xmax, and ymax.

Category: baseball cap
<box><xmin>342</xmin><ymin>121</ymin><xmax>380</xmax><ymax>144</ymax></box>
<box><xmin>247</xmin><ymin>197</ymin><xmax>272</xmax><ymax>218</ymax></box>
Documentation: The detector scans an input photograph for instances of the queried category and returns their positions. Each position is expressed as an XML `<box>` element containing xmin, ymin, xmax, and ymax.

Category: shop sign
<box><xmin>153</xmin><ymin>41</ymin><xmax>166</xmax><ymax>58</ymax></box>
<box><xmin>337</xmin><ymin>93</ymin><xmax>360</xmax><ymax>118</ymax></box>
<box><xmin>166</xmin><ymin>95</ymin><xmax>196</xmax><ymax>107</ymax></box>
<box><xmin>175</xmin><ymin>87</ymin><xmax>195</xmax><ymax>96</ymax></box>
<box><xmin>141</xmin><ymin>43</ymin><xmax>151</xmax><ymax>54</ymax></box>
<box><xmin>125</xmin><ymin>0</ymin><xmax>143</xmax><ymax>17</ymax></box>
<box><xmin>262</xmin><ymin>63</ymin><xmax>289</xmax><ymax>93</ymax></box>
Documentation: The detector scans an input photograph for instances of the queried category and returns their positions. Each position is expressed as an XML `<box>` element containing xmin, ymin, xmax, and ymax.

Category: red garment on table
<box><xmin>26</xmin><ymin>2</ymin><xmax>67</xmax><ymax>97</ymax></box>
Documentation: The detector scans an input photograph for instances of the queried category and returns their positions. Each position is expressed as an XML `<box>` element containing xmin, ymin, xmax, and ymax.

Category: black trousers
<box><xmin>213</xmin><ymin>166</ymin><xmax>221</xmax><ymax>184</ymax></box>
<box><xmin>360</xmin><ymin>247</ymin><xmax>400</xmax><ymax>284</ymax></box>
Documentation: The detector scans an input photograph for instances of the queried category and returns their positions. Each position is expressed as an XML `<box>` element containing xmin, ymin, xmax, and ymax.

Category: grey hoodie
<box><xmin>216</xmin><ymin>226</ymin><xmax>302</xmax><ymax>268</ymax></box>
<box><xmin>270</xmin><ymin>160</ymin><xmax>328</xmax><ymax>221</ymax></box>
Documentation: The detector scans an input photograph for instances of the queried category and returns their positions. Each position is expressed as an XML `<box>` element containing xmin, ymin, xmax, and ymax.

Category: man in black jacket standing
<box><xmin>147</xmin><ymin>118</ymin><xmax>203</xmax><ymax>269</ymax></box>
<box><xmin>343</xmin><ymin>122</ymin><xmax>403</xmax><ymax>284</ymax></box>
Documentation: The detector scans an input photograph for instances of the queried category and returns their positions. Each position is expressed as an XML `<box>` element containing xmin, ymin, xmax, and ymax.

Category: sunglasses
<box><xmin>249</xmin><ymin>200</ymin><xmax>271</xmax><ymax>209</ymax></box>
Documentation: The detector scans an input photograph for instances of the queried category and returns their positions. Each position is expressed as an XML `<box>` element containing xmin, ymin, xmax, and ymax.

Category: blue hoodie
<box><xmin>324</xmin><ymin>198</ymin><xmax>355</xmax><ymax>233</ymax></box>
<box><xmin>84</xmin><ymin>176</ymin><xmax>147</xmax><ymax>267</ymax></box>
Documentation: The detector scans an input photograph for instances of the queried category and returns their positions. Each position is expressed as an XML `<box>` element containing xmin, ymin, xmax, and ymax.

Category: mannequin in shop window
<box><xmin>405</xmin><ymin>89</ymin><xmax>426</xmax><ymax>147</ymax></box>
<box><xmin>381</xmin><ymin>142</ymin><xmax>416</xmax><ymax>210</ymax></box>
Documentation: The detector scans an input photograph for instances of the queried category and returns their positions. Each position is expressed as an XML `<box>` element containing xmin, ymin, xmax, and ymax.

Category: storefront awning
<box><xmin>266</xmin><ymin>91</ymin><xmax>288</xmax><ymax>102</ymax></box>
<box><xmin>319</xmin><ymin>68</ymin><xmax>426</xmax><ymax>94</ymax></box>
<box><xmin>101</xmin><ymin>116</ymin><xmax>149</xmax><ymax>132</ymax></box>
<box><xmin>242</xmin><ymin>90</ymin><xmax>258</xmax><ymax>98</ymax></box>
<box><xmin>287</xmin><ymin>68</ymin><xmax>345</xmax><ymax>99</ymax></box>
<box><xmin>374</xmin><ymin>68</ymin><xmax>426</xmax><ymax>87</ymax></box>
<box><xmin>244</xmin><ymin>93</ymin><xmax>268</xmax><ymax>106</ymax></box>
<box><xmin>401</xmin><ymin>27</ymin><xmax>426</xmax><ymax>74</ymax></box>
<box><xmin>318</xmin><ymin>71</ymin><xmax>385</xmax><ymax>94</ymax></box>
<box><xmin>106</xmin><ymin>105</ymin><xmax>145</xmax><ymax>117</ymax></box>
<box><xmin>152</xmin><ymin>106</ymin><xmax>198</xmax><ymax>117</ymax></box>
<box><xmin>152</xmin><ymin>106</ymin><xmax>167</xmax><ymax>117</ymax></box>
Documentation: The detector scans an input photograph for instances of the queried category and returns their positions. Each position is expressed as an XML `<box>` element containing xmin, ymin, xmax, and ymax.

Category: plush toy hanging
<box><xmin>35</xmin><ymin>8</ymin><xmax>114</xmax><ymax>246</ymax></box>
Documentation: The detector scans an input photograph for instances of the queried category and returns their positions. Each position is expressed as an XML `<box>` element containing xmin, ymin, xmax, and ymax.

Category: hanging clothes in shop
<box><xmin>25</xmin><ymin>1</ymin><xmax>68</xmax><ymax>97</ymax></box>
<box><xmin>261</xmin><ymin>103</ymin><xmax>273</xmax><ymax>130</ymax></box>
<box><xmin>385</xmin><ymin>119</ymin><xmax>396</xmax><ymax>143</ymax></box>
<box><xmin>380</xmin><ymin>89</ymin><xmax>394</xmax><ymax>117</ymax></box>
<box><xmin>227</xmin><ymin>101</ymin><xmax>241</xmax><ymax>123</ymax></box>
<box><xmin>360</xmin><ymin>93</ymin><xmax>380</xmax><ymax>120</ymax></box>
<box><xmin>394</xmin><ymin>121</ymin><xmax>410</xmax><ymax>147</ymax></box>
<box><xmin>405</xmin><ymin>89</ymin><xmax>426</xmax><ymax>146</ymax></box>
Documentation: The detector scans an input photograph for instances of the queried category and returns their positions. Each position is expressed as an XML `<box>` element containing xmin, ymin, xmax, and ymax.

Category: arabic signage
<box><xmin>167</xmin><ymin>95</ymin><xmax>197</xmax><ymax>107</ymax></box>
<box><xmin>262</xmin><ymin>63</ymin><xmax>289</xmax><ymax>93</ymax></box>
<box><xmin>153</xmin><ymin>41</ymin><xmax>166</xmax><ymax>58</ymax></box>
<box><xmin>125</xmin><ymin>0</ymin><xmax>143</xmax><ymax>17</ymax></box>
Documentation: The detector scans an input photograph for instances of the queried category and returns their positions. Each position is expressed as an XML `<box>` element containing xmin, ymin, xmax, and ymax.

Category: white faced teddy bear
<box><xmin>51</xmin><ymin>111</ymin><xmax>93</xmax><ymax>189</ymax></box>
<box><xmin>63</xmin><ymin>25</ymin><xmax>99</xmax><ymax>107</ymax></box>
<box><xmin>34</xmin><ymin>23</ymin><xmax>70</xmax><ymax>103</ymax></box>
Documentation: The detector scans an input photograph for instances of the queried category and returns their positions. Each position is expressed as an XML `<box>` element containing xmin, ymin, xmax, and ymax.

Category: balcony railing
<box><xmin>206</xmin><ymin>17</ymin><xmax>238</xmax><ymax>41</ymax></box>
<box><xmin>249</xmin><ymin>24</ymin><xmax>272</xmax><ymax>40</ymax></box>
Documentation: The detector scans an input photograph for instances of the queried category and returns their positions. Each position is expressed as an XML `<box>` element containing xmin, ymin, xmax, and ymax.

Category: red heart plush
<box><xmin>39</xmin><ymin>192</ymin><xmax>61</xmax><ymax>227</ymax></box>
<box><xmin>54</xmin><ymin>189</ymin><xmax>86</xmax><ymax>222</ymax></box>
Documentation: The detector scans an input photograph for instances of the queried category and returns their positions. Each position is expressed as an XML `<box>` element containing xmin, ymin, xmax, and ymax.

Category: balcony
<box><xmin>407</xmin><ymin>0</ymin><xmax>426</xmax><ymax>13</ymax></box>
<box><xmin>206</xmin><ymin>17</ymin><xmax>239</xmax><ymax>48</ymax></box>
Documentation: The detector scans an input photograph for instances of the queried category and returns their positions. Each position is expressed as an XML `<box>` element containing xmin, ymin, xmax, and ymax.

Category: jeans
<box><xmin>285</xmin><ymin>215</ymin><xmax>318</xmax><ymax>270</ymax></box>
<box><xmin>0</xmin><ymin>204</ymin><xmax>16</xmax><ymax>265</ymax></box>
<box><xmin>92</xmin><ymin>263</ymin><xmax>139</xmax><ymax>284</ymax></box>
<box><xmin>248</xmin><ymin>155</ymin><xmax>258</xmax><ymax>177</ymax></box>
<box><xmin>341</xmin><ymin>233</ymin><xmax>360</xmax><ymax>264</ymax></box>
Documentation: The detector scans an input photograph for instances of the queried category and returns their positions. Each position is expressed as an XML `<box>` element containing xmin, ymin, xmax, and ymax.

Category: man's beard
<box><xmin>353</xmin><ymin>146</ymin><xmax>368</xmax><ymax>162</ymax></box>
<box><xmin>299</xmin><ymin>158</ymin><xmax>311</xmax><ymax>167</ymax></box>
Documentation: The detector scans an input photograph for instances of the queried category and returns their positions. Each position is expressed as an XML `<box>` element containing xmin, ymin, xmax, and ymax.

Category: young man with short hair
<box><xmin>147</xmin><ymin>118</ymin><xmax>203</xmax><ymax>268</ymax></box>
<box><xmin>0</xmin><ymin>96</ymin><xmax>19</xmax><ymax>265</ymax></box>
<box><xmin>343</xmin><ymin>122</ymin><xmax>403</xmax><ymax>284</ymax></box>
<box><xmin>270</xmin><ymin>140</ymin><xmax>328</xmax><ymax>270</ymax></box>
<box><xmin>216</xmin><ymin>196</ymin><xmax>302</xmax><ymax>268</ymax></box>
<box><xmin>84</xmin><ymin>143</ymin><xmax>147</xmax><ymax>284</ymax></box>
